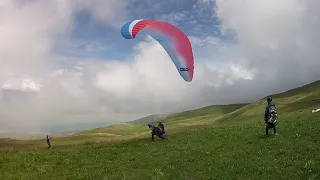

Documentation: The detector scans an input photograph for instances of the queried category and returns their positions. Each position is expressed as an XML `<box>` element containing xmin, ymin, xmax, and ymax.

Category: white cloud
<box><xmin>158</xmin><ymin>12</ymin><xmax>187</xmax><ymax>26</ymax></box>
<box><xmin>1</xmin><ymin>0</ymin><xmax>320</xmax><ymax>133</ymax></box>
<box><xmin>71</xmin><ymin>0</ymin><xmax>128</xmax><ymax>28</ymax></box>
<box><xmin>215</xmin><ymin>0</ymin><xmax>320</xmax><ymax>73</ymax></box>
<box><xmin>61</xmin><ymin>40</ymin><xmax>109</xmax><ymax>56</ymax></box>
<box><xmin>0</xmin><ymin>0</ymin><xmax>130</xmax><ymax>133</ymax></box>
<box><xmin>2</xmin><ymin>79</ymin><xmax>42</xmax><ymax>92</ymax></box>
<box><xmin>90</xmin><ymin>37</ymin><xmax>257</xmax><ymax>113</ymax></box>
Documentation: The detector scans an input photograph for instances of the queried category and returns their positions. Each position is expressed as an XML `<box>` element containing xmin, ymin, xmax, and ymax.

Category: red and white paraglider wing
<box><xmin>121</xmin><ymin>19</ymin><xmax>194</xmax><ymax>82</ymax></box>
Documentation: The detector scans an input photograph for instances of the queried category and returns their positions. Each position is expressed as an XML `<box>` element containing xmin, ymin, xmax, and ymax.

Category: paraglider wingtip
<box><xmin>184</xmin><ymin>78</ymin><xmax>192</xmax><ymax>82</ymax></box>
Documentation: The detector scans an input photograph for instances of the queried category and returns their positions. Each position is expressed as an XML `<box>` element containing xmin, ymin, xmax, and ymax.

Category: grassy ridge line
<box><xmin>263</xmin><ymin>80</ymin><xmax>320</xmax><ymax>99</ymax></box>
<box><xmin>80</xmin><ymin>104</ymin><xmax>248</xmax><ymax>134</ymax></box>
<box><xmin>217</xmin><ymin>81</ymin><xmax>320</xmax><ymax>125</ymax></box>
<box><xmin>162</xmin><ymin>103</ymin><xmax>247</xmax><ymax>122</ymax></box>
<box><xmin>2</xmin><ymin>98</ymin><xmax>316</xmax><ymax>150</ymax></box>
<box><xmin>82</xmin><ymin>80</ymin><xmax>320</xmax><ymax>137</ymax></box>
<box><xmin>1</xmin><ymin>80</ymin><xmax>319</xmax><ymax>149</ymax></box>
<box><xmin>1</xmin><ymin>102</ymin><xmax>318</xmax><ymax>149</ymax></box>
<box><xmin>0</xmin><ymin>104</ymin><xmax>255</xmax><ymax>150</ymax></box>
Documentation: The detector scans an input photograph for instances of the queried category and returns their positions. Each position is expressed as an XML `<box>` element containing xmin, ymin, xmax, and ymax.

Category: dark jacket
<box><xmin>151</xmin><ymin>126</ymin><xmax>162</xmax><ymax>135</ymax></box>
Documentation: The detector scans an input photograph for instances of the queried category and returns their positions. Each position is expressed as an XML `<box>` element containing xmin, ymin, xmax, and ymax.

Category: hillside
<box><xmin>164</xmin><ymin>103</ymin><xmax>248</xmax><ymax>122</ymax></box>
<box><xmin>264</xmin><ymin>80</ymin><xmax>320</xmax><ymax>100</ymax></box>
<box><xmin>129</xmin><ymin>114</ymin><xmax>170</xmax><ymax>124</ymax></box>
<box><xmin>1</xmin><ymin>80</ymin><xmax>319</xmax><ymax>148</ymax></box>
<box><xmin>0</xmin><ymin>80</ymin><xmax>320</xmax><ymax>179</ymax></box>
<box><xmin>129</xmin><ymin>104</ymin><xmax>247</xmax><ymax>125</ymax></box>
<box><xmin>129</xmin><ymin>80</ymin><xmax>320</xmax><ymax>127</ymax></box>
<box><xmin>1</xmin><ymin>106</ymin><xmax>319</xmax><ymax>179</ymax></box>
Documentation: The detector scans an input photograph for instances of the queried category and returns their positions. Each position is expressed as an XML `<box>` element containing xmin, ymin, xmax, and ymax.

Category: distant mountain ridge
<box><xmin>1</xmin><ymin>79</ymin><xmax>319</xmax><ymax>140</ymax></box>
<box><xmin>129</xmin><ymin>114</ymin><xmax>171</xmax><ymax>124</ymax></box>
<box><xmin>0</xmin><ymin>131</ymin><xmax>76</xmax><ymax>140</ymax></box>
<box><xmin>128</xmin><ymin>104</ymin><xmax>249</xmax><ymax>125</ymax></box>
<box><xmin>130</xmin><ymin>80</ymin><xmax>320</xmax><ymax>125</ymax></box>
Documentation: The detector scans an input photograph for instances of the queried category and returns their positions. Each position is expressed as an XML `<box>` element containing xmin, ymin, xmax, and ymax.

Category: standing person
<box><xmin>46</xmin><ymin>135</ymin><xmax>52</xmax><ymax>148</ymax></box>
<box><xmin>148</xmin><ymin>124</ymin><xmax>167</xmax><ymax>141</ymax></box>
<box><xmin>264</xmin><ymin>97</ymin><xmax>278</xmax><ymax>136</ymax></box>
<box><xmin>158</xmin><ymin>121</ymin><xmax>165</xmax><ymax>134</ymax></box>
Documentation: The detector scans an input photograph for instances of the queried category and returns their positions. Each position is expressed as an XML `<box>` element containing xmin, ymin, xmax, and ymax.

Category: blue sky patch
<box><xmin>54</xmin><ymin>0</ymin><xmax>236</xmax><ymax>63</ymax></box>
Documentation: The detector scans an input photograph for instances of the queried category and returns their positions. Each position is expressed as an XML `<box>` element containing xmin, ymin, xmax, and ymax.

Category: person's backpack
<box><xmin>268</xmin><ymin>105</ymin><xmax>277</xmax><ymax>123</ymax></box>
<box><xmin>158</xmin><ymin>123</ymin><xmax>165</xmax><ymax>133</ymax></box>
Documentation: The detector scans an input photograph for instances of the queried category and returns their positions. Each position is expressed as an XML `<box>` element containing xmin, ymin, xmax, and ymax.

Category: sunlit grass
<box><xmin>1</xmin><ymin>109</ymin><xmax>319</xmax><ymax>180</ymax></box>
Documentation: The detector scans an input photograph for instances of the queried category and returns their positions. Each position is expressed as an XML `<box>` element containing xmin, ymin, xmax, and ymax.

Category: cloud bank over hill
<box><xmin>0</xmin><ymin>0</ymin><xmax>319</xmax><ymax>133</ymax></box>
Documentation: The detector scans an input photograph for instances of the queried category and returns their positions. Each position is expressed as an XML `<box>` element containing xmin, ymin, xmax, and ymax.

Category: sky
<box><xmin>0</xmin><ymin>0</ymin><xmax>319</xmax><ymax>133</ymax></box>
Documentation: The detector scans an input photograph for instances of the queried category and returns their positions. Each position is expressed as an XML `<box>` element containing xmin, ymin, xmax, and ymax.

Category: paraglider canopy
<box><xmin>121</xmin><ymin>19</ymin><xmax>194</xmax><ymax>82</ymax></box>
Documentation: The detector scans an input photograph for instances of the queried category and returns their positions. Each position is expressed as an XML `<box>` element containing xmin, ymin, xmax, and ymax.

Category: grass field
<box><xmin>0</xmin><ymin>80</ymin><xmax>320</xmax><ymax>179</ymax></box>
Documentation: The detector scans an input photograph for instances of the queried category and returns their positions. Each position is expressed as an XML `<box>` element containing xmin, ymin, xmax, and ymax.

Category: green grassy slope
<box><xmin>129</xmin><ymin>114</ymin><xmax>170</xmax><ymax>124</ymax></box>
<box><xmin>265</xmin><ymin>80</ymin><xmax>320</xmax><ymax>99</ymax></box>
<box><xmin>44</xmin><ymin>103</ymin><xmax>246</xmax><ymax>145</ymax></box>
<box><xmin>1</xmin><ymin>80</ymin><xmax>319</xmax><ymax>148</ymax></box>
<box><xmin>217</xmin><ymin>80</ymin><xmax>320</xmax><ymax>124</ymax></box>
<box><xmin>164</xmin><ymin>103</ymin><xmax>247</xmax><ymax>122</ymax></box>
<box><xmin>0</xmin><ymin>109</ymin><xmax>319</xmax><ymax>180</ymax></box>
<box><xmin>0</xmin><ymin>80</ymin><xmax>320</xmax><ymax>179</ymax></box>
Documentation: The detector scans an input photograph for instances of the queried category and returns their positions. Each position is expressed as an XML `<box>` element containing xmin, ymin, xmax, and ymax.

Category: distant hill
<box><xmin>0</xmin><ymin>131</ymin><xmax>76</xmax><ymax>140</ymax></box>
<box><xmin>2</xmin><ymin>79</ymin><xmax>319</xmax><ymax>142</ymax></box>
<box><xmin>263</xmin><ymin>80</ymin><xmax>320</xmax><ymax>100</ymax></box>
<box><xmin>163</xmin><ymin>104</ymin><xmax>248</xmax><ymax>121</ymax></box>
<box><xmin>129</xmin><ymin>114</ymin><xmax>170</xmax><ymax>124</ymax></box>
<box><xmin>130</xmin><ymin>80</ymin><xmax>320</xmax><ymax>126</ymax></box>
<box><xmin>0</xmin><ymin>132</ymin><xmax>46</xmax><ymax>140</ymax></box>
<box><xmin>129</xmin><ymin>104</ymin><xmax>248</xmax><ymax>125</ymax></box>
